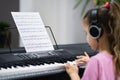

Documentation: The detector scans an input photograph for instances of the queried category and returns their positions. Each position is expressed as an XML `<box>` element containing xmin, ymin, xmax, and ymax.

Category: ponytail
<box><xmin>109</xmin><ymin>1</ymin><xmax>120</xmax><ymax>76</ymax></box>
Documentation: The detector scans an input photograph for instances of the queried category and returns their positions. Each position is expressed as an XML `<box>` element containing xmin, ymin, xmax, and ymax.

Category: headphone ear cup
<box><xmin>89</xmin><ymin>25</ymin><xmax>102</xmax><ymax>39</ymax></box>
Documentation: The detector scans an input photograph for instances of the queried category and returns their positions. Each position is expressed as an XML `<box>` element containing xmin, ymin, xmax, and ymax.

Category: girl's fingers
<box><xmin>75</xmin><ymin>58</ymin><xmax>87</xmax><ymax>62</ymax></box>
<box><xmin>75</xmin><ymin>59</ymin><xmax>83</xmax><ymax>62</ymax></box>
<box><xmin>65</xmin><ymin>63</ymin><xmax>70</xmax><ymax>69</ymax></box>
<box><xmin>76</xmin><ymin>56</ymin><xmax>85</xmax><ymax>58</ymax></box>
<box><xmin>76</xmin><ymin>52</ymin><xmax>89</xmax><ymax>59</ymax></box>
<box><xmin>84</xmin><ymin>52</ymin><xmax>89</xmax><ymax>57</ymax></box>
<box><xmin>75</xmin><ymin>59</ymin><xmax>87</xmax><ymax>63</ymax></box>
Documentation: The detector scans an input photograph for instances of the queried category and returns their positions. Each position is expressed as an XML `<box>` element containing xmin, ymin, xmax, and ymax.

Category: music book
<box><xmin>11</xmin><ymin>12</ymin><xmax>54</xmax><ymax>53</ymax></box>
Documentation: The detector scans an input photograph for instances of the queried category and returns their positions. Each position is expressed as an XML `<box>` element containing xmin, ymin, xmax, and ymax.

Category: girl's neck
<box><xmin>99</xmin><ymin>50</ymin><xmax>111</xmax><ymax>54</ymax></box>
<box><xmin>98</xmin><ymin>34</ymin><xmax>111</xmax><ymax>54</ymax></box>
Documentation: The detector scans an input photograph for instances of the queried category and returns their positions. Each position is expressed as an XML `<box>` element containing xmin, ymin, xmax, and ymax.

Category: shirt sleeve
<box><xmin>81</xmin><ymin>57</ymin><xmax>99</xmax><ymax>80</ymax></box>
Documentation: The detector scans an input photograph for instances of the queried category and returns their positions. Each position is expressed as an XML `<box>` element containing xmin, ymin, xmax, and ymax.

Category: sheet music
<box><xmin>11</xmin><ymin>12</ymin><xmax>54</xmax><ymax>52</ymax></box>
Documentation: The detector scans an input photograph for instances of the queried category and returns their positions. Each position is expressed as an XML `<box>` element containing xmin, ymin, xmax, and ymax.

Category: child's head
<box><xmin>83</xmin><ymin>1</ymin><xmax>120</xmax><ymax>76</ymax></box>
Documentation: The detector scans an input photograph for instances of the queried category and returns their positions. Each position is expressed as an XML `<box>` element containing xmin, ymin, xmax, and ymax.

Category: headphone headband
<box><xmin>91</xmin><ymin>8</ymin><xmax>98</xmax><ymax>24</ymax></box>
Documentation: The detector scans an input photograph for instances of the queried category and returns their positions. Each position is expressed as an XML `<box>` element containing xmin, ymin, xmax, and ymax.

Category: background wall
<box><xmin>0</xmin><ymin>0</ymin><xmax>19</xmax><ymax>47</ymax></box>
<box><xmin>20</xmin><ymin>0</ymin><xmax>94</xmax><ymax>46</ymax></box>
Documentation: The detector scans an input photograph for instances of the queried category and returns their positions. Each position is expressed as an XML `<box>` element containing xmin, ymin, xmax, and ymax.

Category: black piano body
<box><xmin>0</xmin><ymin>43</ymin><xmax>97</xmax><ymax>80</ymax></box>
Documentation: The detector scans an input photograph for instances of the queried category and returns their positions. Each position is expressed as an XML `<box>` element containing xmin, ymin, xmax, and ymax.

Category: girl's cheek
<box><xmin>86</xmin><ymin>35</ymin><xmax>98</xmax><ymax>50</ymax></box>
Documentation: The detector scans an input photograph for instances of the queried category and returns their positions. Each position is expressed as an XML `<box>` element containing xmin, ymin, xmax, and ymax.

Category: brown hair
<box><xmin>83</xmin><ymin>1</ymin><xmax>120</xmax><ymax>77</ymax></box>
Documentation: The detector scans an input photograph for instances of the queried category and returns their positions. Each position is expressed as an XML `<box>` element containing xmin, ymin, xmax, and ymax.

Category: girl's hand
<box><xmin>65</xmin><ymin>63</ymin><xmax>80</xmax><ymax>80</ymax></box>
<box><xmin>75</xmin><ymin>52</ymin><xmax>89</xmax><ymax>64</ymax></box>
<box><xmin>65</xmin><ymin>63</ymin><xmax>79</xmax><ymax>75</ymax></box>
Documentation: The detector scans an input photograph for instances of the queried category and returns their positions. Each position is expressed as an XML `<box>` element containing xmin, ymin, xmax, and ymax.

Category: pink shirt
<box><xmin>81</xmin><ymin>52</ymin><xmax>120</xmax><ymax>80</ymax></box>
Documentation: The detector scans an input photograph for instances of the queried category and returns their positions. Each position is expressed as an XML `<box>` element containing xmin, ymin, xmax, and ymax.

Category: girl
<box><xmin>65</xmin><ymin>1</ymin><xmax>120</xmax><ymax>80</ymax></box>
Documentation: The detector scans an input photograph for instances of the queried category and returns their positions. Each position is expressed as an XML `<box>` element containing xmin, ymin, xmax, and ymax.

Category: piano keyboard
<box><xmin>0</xmin><ymin>49</ymin><xmax>85</xmax><ymax>80</ymax></box>
<box><xmin>0</xmin><ymin>61</ymin><xmax>77</xmax><ymax>80</ymax></box>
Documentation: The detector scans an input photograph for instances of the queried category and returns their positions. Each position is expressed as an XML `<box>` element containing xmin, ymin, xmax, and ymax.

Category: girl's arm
<box><xmin>65</xmin><ymin>52</ymin><xmax>89</xmax><ymax>80</ymax></box>
<box><xmin>69</xmin><ymin>73</ymin><xmax>80</xmax><ymax>80</ymax></box>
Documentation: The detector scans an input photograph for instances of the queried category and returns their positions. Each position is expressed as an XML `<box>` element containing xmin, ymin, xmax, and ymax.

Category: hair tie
<box><xmin>105</xmin><ymin>2</ymin><xmax>110</xmax><ymax>9</ymax></box>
